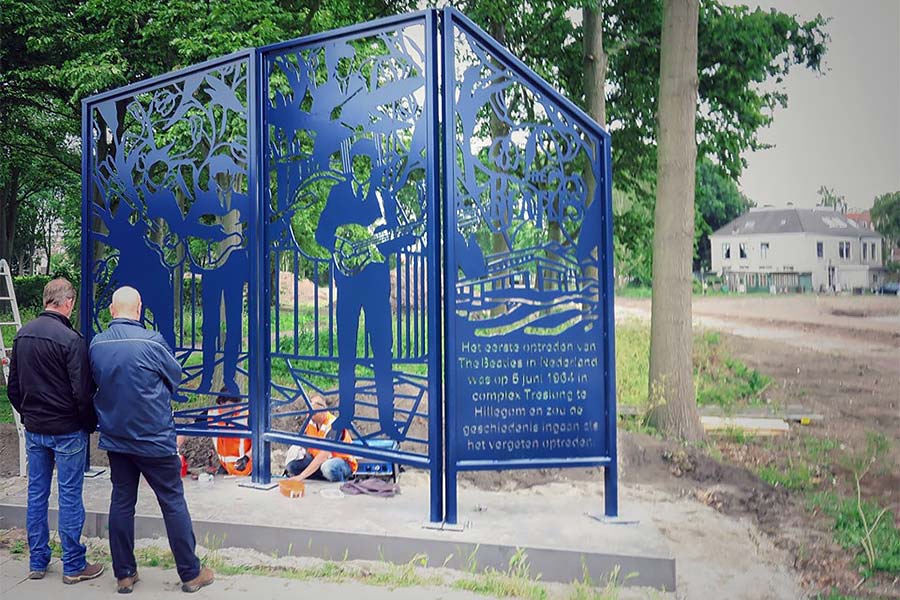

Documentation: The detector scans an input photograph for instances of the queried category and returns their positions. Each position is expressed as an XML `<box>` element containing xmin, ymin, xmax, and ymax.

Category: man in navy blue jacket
<box><xmin>90</xmin><ymin>286</ymin><xmax>213</xmax><ymax>594</ymax></box>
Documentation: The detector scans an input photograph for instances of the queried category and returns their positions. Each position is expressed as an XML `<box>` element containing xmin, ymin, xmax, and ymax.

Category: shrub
<box><xmin>11</xmin><ymin>275</ymin><xmax>52</xmax><ymax>310</ymax></box>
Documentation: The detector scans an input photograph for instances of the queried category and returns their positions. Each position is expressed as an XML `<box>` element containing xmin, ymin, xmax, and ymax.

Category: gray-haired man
<box><xmin>7</xmin><ymin>278</ymin><xmax>104</xmax><ymax>583</ymax></box>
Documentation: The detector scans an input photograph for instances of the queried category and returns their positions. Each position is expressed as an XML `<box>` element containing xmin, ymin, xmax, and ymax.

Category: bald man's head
<box><xmin>110</xmin><ymin>286</ymin><xmax>142</xmax><ymax>320</ymax></box>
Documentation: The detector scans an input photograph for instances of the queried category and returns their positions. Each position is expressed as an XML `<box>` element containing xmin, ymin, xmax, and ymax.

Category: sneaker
<box><xmin>117</xmin><ymin>572</ymin><xmax>139</xmax><ymax>594</ymax></box>
<box><xmin>181</xmin><ymin>567</ymin><xmax>214</xmax><ymax>593</ymax></box>
<box><xmin>62</xmin><ymin>562</ymin><xmax>104</xmax><ymax>584</ymax></box>
<box><xmin>28</xmin><ymin>570</ymin><xmax>46</xmax><ymax>580</ymax></box>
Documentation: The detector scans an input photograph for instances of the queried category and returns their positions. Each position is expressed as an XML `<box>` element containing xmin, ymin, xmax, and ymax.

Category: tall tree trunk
<box><xmin>648</xmin><ymin>0</ymin><xmax>704</xmax><ymax>441</ymax></box>
<box><xmin>0</xmin><ymin>166</ymin><xmax>21</xmax><ymax>262</ymax></box>
<box><xmin>44</xmin><ymin>229</ymin><xmax>52</xmax><ymax>276</ymax></box>
<box><xmin>581</xmin><ymin>3</ymin><xmax>608</xmax><ymax>301</ymax></box>
<box><xmin>488</xmin><ymin>19</ymin><xmax>511</xmax><ymax>316</ymax></box>
<box><xmin>583</xmin><ymin>4</ymin><xmax>608</xmax><ymax>128</ymax></box>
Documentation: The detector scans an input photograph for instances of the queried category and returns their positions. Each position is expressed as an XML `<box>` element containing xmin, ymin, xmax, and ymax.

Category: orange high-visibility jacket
<box><xmin>305</xmin><ymin>412</ymin><xmax>358</xmax><ymax>473</ymax></box>
<box><xmin>211</xmin><ymin>407</ymin><xmax>252</xmax><ymax>476</ymax></box>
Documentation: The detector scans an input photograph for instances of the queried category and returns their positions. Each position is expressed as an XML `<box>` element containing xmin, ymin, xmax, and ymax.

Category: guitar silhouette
<box><xmin>333</xmin><ymin>219</ymin><xmax>425</xmax><ymax>276</ymax></box>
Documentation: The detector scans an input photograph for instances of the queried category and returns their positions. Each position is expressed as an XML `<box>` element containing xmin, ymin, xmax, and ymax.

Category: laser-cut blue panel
<box><xmin>442</xmin><ymin>8</ymin><xmax>617</xmax><ymax>521</ymax></box>
<box><xmin>262</xmin><ymin>13</ymin><xmax>441</xmax><ymax>468</ymax></box>
<box><xmin>84</xmin><ymin>55</ymin><xmax>254</xmax><ymax>432</ymax></box>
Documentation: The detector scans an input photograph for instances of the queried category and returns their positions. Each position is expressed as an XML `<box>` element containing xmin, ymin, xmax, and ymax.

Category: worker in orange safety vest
<box><xmin>210</xmin><ymin>393</ymin><xmax>252</xmax><ymax>476</ymax></box>
<box><xmin>284</xmin><ymin>395</ymin><xmax>357</xmax><ymax>482</ymax></box>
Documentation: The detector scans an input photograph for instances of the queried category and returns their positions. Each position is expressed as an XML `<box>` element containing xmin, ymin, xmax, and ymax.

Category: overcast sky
<box><xmin>730</xmin><ymin>0</ymin><xmax>900</xmax><ymax>210</ymax></box>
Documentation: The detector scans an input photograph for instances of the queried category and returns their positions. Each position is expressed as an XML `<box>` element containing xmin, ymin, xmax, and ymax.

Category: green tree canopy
<box><xmin>871</xmin><ymin>191</ymin><xmax>900</xmax><ymax>252</ymax></box>
<box><xmin>1</xmin><ymin>0</ymin><xmax>829</xmax><ymax>283</ymax></box>
<box><xmin>816</xmin><ymin>185</ymin><xmax>847</xmax><ymax>213</ymax></box>
<box><xmin>0</xmin><ymin>0</ymin><xmax>416</xmax><ymax>272</ymax></box>
<box><xmin>695</xmin><ymin>158</ymin><xmax>753</xmax><ymax>270</ymax></box>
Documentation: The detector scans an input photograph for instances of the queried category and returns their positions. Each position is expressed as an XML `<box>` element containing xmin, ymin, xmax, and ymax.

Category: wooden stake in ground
<box><xmin>648</xmin><ymin>0</ymin><xmax>704</xmax><ymax>441</ymax></box>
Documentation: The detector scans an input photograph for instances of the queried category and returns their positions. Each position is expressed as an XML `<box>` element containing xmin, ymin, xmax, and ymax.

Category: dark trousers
<box><xmin>107</xmin><ymin>452</ymin><xmax>201</xmax><ymax>582</ymax></box>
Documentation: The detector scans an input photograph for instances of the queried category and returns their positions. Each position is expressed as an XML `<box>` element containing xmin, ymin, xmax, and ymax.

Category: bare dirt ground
<box><xmin>616</xmin><ymin>293</ymin><xmax>900</xmax><ymax>598</ymax></box>
<box><xmin>618</xmin><ymin>294</ymin><xmax>900</xmax><ymax>370</ymax></box>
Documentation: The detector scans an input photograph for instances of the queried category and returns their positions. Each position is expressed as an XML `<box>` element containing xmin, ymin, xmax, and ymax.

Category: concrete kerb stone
<box><xmin>0</xmin><ymin>475</ymin><xmax>676</xmax><ymax>590</ymax></box>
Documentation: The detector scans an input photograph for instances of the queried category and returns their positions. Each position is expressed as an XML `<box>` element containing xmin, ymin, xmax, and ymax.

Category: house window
<box><xmin>723</xmin><ymin>243</ymin><xmax>731</xmax><ymax>259</ymax></box>
<box><xmin>871</xmin><ymin>242</ymin><xmax>877</xmax><ymax>262</ymax></box>
<box><xmin>760</xmin><ymin>242</ymin><xmax>769</xmax><ymax>260</ymax></box>
<box><xmin>838</xmin><ymin>241</ymin><xmax>851</xmax><ymax>260</ymax></box>
<box><xmin>816</xmin><ymin>241</ymin><xmax>823</xmax><ymax>259</ymax></box>
<box><xmin>739</xmin><ymin>243</ymin><xmax>747</xmax><ymax>259</ymax></box>
<box><xmin>863</xmin><ymin>243</ymin><xmax>868</xmax><ymax>261</ymax></box>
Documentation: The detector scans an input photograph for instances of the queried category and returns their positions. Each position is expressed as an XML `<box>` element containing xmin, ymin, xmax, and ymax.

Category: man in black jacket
<box><xmin>7</xmin><ymin>278</ymin><xmax>104</xmax><ymax>584</ymax></box>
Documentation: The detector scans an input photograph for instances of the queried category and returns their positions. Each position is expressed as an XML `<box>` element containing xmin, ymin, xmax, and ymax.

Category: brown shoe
<box><xmin>181</xmin><ymin>567</ymin><xmax>214</xmax><ymax>593</ymax></box>
<box><xmin>62</xmin><ymin>562</ymin><xmax>104</xmax><ymax>584</ymax></box>
<box><xmin>117</xmin><ymin>572</ymin><xmax>139</xmax><ymax>594</ymax></box>
<box><xmin>28</xmin><ymin>570</ymin><xmax>46</xmax><ymax>580</ymax></box>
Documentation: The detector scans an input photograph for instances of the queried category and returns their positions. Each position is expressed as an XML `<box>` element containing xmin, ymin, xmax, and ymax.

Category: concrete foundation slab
<box><xmin>0</xmin><ymin>472</ymin><xmax>675</xmax><ymax>590</ymax></box>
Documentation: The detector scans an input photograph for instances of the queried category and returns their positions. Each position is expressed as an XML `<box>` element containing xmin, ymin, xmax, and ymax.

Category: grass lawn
<box><xmin>616</xmin><ymin>319</ymin><xmax>770</xmax><ymax>412</ymax></box>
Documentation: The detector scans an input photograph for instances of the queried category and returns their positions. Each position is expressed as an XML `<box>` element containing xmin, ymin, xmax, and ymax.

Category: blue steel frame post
<box><xmin>248</xmin><ymin>48</ymin><xmax>271</xmax><ymax>484</ymax></box>
<box><xmin>424</xmin><ymin>9</ymin><xmax>445</xmax><ymax>525</ymax></box>
<box><xmin>80</xmin><ymin>100</ymin><xmax>93</xmax><ymax>473</ymax></box>
<box><xmin>601</xmin><ymin>137</ymin><xmax>618</xmax><ymax>517</ymax></box>
<box><xmin>439</xmin><ymin>8</ymin><xmax>459</xmax><ymax>526</ymax></box>
<box><xmin>79</xmin><ymin>101</ymin><xmax>91</xmax><ymax>344</ymax></box>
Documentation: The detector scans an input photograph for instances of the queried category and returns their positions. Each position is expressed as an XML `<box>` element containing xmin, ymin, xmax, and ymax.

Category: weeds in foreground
<box><xmin>367</xmin><ymin>553</ymin><xmax>439</xmax><ymax>587</ymax></box>
<box><xmin>615</xmin><ymin>320</ymin><xmax>771</xmax><ymax>420</ymax></box>
<box><xmin>719</xmin><ymin>426</ymin><xmax>755</xmax><ymax>445</ymax></box>
<box><xmin>4</xmin><ymin>535</ymin><xmax>628</xmax><ymax>599</ymax></box>
<box><xmin>566</xmin><ymin>564</ymin><xmax>637</xmax><ymax>600</ymax></box>
<box><xmin>802</xmin><ymin>432</ymin><xmax>900</xmax><ymax>578</ymax></box>
<box><xmin>758</xmin><ymin>462</ymin><xmax>816</xmax><ymax>491</ymax></box>
<box><xmin>452</xmin><ymin>548</ymin><xmax>546</xmax><ymax>599</ymax></box>
<box><xmin>839</xmin><ymin>433</ymin><xmax>896</xmax><ymax>575</ymax></box>
<box><xmin>134</xmin><ymin>545</ymin><xmax>177</xmax><ymax>570</ymax></box>
<box><xmin>813</xmin><ymin>590</ymin><xmax>864</xmax><ymax>600</ymax></box>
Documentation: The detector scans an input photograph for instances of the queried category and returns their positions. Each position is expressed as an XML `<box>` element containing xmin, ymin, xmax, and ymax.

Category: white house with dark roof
<box><xmin>710</xmin><ymin>206</ymin><xmax>884</xmax><ymax>292</ymax></box>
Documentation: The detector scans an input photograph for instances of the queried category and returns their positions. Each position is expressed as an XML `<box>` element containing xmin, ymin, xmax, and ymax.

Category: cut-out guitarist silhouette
<box><xmin>315</xmin><ymin>139</ymin><xmax>420</xmax><ymax>440</ymax></box>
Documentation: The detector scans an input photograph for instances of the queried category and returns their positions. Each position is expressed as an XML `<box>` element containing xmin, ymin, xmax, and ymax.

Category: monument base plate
<box><xmin>237</xmin><ymin>481</ymin><xmax>279</xmax><ymax>491</ymax></box>
<box><xmin>586</xmin><ymin>512</ymin><xmax>640</xmax><ymax>525</ymax></box>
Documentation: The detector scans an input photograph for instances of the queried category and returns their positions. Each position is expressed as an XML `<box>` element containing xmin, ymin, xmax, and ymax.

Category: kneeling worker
<box><xmin>285</xmin><ymin>395</ymin><xmax>357</xmax><ymax>482</ymax></box>
<box><xmin>210</xmin><ymin>391</ymin><xmax>252</xmax><ymax>476</ymax></box>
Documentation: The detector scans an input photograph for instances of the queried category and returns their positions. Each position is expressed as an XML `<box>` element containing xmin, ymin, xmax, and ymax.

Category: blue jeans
<box><xmin>25</xmin><ymin>430</ymin><xmax>88</xmax><ymax>576</ymax></box>
<box><xmin>107</xmin><ymin>452</ymin><xmax>201</xmax><ymax>582</ymax></box>
<box><xmin>320</xmin><ymin>457</ymin><xmax>352</xmax><ymax>481</ymax></box>
<box><xmin>286</xmin><ymin>455</ymin><xmax>352</xmax><ymax>481</ymax></box>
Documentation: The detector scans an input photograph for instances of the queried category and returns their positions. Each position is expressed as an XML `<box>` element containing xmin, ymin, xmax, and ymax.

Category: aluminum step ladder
<box><xmin>0</xmin><ymin>259</ymin><xmax>27</xmax><ymax>476</ymax></box>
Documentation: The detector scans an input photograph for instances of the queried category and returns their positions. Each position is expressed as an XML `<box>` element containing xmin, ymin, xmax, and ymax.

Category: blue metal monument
<box><xmin>81</xmin><ymin>8</ymin><xmax>615</xmax><ymax>525</ymax></box>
